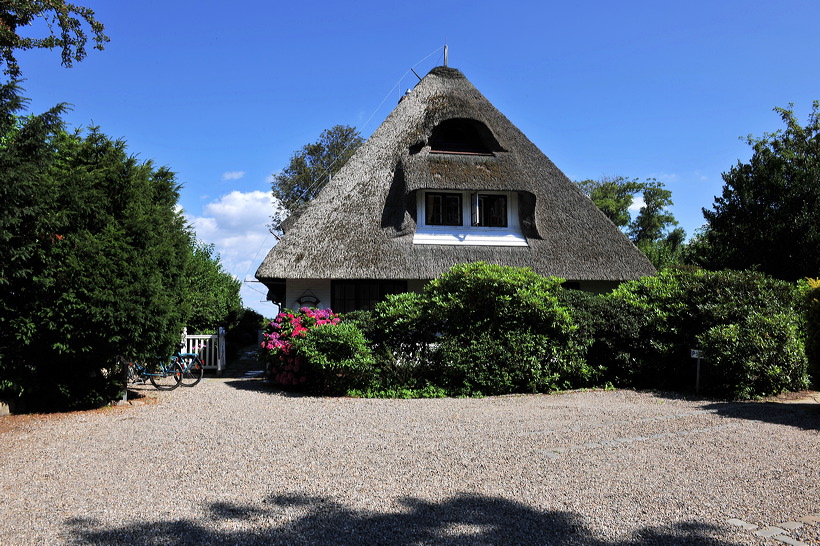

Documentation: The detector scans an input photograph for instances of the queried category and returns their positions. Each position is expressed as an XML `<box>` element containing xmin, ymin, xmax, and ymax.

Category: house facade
<box><xmin>256</xmin><ymin>67</ymin><xmax>655</xmax><ymax>312</ymax></box>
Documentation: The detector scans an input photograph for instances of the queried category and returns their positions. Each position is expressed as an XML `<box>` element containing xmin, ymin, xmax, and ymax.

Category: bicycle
<box><xmin>172</xmin><ymin>343</ymin><xmax>205</xmax><ymax>387</ymax></box>
<box><xmin>126</xmin><ymin>358</ymin><xmax>183</xmax><ymax>390</ymax></box>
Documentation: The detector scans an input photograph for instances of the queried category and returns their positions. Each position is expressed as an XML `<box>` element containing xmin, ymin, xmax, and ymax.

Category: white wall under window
<box><xmin>413</xmin><ymin>190</ymin><xmax>528</xmax><ymax>246</ymax></box>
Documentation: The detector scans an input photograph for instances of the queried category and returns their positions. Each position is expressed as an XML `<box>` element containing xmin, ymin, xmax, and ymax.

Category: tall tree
<box><xmin>697</xmin><ymin>102</ymin><xmax>820</xmax><ymax>280</ymax></box>
<box><xmin>0</xmin><ymin>0</ymin><xmax>108</xmax><ymax>78</ymax></box>
<box><xmin>628</xmin><ymin>179</ymin><xmax>679</xmax><ymax>246</ymax></box>
<box><xmin>576</xmin><ymin>176</ymin><xmax>684</xmax><ymax>269</ymax></box>
<box><xmin>270</xmin><ymin>124</ymin><xmax>363</xmax><ymax>228</ymax></box>
<box><xmin>184</xmin><ymin>241</ymin><xmax>243</xmax><ymax>333</ymax></box>
<box><xmin>575</xmin><ymin>175</ymin><xmax>646</xmax><ymax>228</ymax></box>
<box><xmin>0</xmin><ymin>83</ymin><xmax>239</xmax><ymax>411</ymax></box>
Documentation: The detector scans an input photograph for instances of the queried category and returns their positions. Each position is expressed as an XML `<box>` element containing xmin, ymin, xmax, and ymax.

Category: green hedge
<box><xmin>291</xmin><ymin>322</ymin><xmax>375</xmax><ymax>395</ymax></box>
<box><xmin>588</xmin><ymin>269</ymin><xmax>809</xmax><ymax>398</ymax></box>
<box><xmin>421</xmin><ymin>263</ymin><xmax>593</xmax><ymax>395</ymax></box>
<box><xmin>261</xmin><ymin>265</ymin><xmax>809</xmax><ymax>400</ymax></box>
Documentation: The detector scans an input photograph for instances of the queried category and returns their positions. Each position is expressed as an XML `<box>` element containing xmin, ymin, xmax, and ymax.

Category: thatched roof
<box><xmin>256</xmin><ymin>67</ymin><xmax>655</xmax><ymax>283</ymax></box>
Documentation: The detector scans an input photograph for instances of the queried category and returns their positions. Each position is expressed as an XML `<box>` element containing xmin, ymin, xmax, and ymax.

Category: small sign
<box><xmin>690</xmin><ymin>349</ymin><xmax>703</xmax><ymax>359</ymax></box>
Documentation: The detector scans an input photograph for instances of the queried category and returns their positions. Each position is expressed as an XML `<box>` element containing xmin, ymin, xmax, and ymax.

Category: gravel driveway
<box><xmin>1</xmin><ymin>376</ymin><xmax>818</xmax><ymax>545</ymax></box>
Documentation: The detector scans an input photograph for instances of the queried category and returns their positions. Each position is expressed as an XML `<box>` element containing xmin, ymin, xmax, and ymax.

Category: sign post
<box><xmin>690</xmin><ymin>349</ymin><xmax>703</xmax><ymax>393</ymax></box>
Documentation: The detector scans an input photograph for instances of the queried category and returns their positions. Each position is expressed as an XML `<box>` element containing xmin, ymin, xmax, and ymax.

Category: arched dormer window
<box><xmin>428</xmin><ymin>118</ymin><xmax>501</xmax><ymax>155</ymax></box>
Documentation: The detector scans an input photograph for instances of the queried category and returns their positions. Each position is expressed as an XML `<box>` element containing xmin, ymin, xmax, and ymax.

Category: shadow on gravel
<box><xmin>222</xmin><ymin>378</ymin><xmax>311</xmax><ymax>398</ymax></box>
<box><xmin>66</xmin><ymin>492</ymin><xmax>739</xmax><ymax>545</ymax></box>
<box><xmin>221</xmin><ymin>378</ymin><xmax>271</xmax><ymax>393</ymax></box>
<box><xmin>702</xmin><ymin>400</ymin><xmax>820</xmax><ymax>432</ymax></box>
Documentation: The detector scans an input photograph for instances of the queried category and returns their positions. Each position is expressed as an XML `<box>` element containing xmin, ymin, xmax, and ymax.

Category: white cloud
<box><xmin>221</xmin><ymin>171</ymin><xmax>246</xmax><ymax>181</ymax></box>
<box><xmin>187</xmin><ymin>190</ymin><xmax>282</xmax><ymax>317</ymax></box>
<box><xmin>200</xmin><ymin>190</ymin><xmax>273</xmax><ymax>229</ymax></box>
<box><xmin>629</xmin><ymin>196</ymin><xmax>645</xmax><ymax>212</ymax></box>
<box><xmin>694</xmin><ymin>170</ymin><xmax>709</xmax><ymax>181</ymax></box>
<box><xmin>650</xmin><ymin>173</ymin><xmax>679</xmax><ymax>184</ymax></box>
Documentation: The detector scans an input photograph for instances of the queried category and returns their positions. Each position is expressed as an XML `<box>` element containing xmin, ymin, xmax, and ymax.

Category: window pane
<box><xmin>360</xmin><ymin>282</ymin><xmax>380</xmax><ymax>311</ymax></box>
<box><xmin>332</xmin><ymin>282</ymin><xmax>356</xmax><ymax>314</ymax></box>
<box><xmin>472</xmin><ymin>194</ymin><xmax>507</xmax><ymax>227</ymax></box>
<box><xmin>488</xmin><ymin>195</ymin><xmax>507</xmax><ymax>227</ymax></box>
<box><xmin>333</xmin><ymin>280</ymin><xmax>408</xmax><ymax>313</ymax></box>
<box><xmin>425</xmin><ymin>192</ymin><xmax>462</xmax><ymax>226</ymax></box>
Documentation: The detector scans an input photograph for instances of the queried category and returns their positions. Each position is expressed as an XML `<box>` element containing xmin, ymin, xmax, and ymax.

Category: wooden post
<box><xmin>121</xmin><ymin>357</ymin><xmax>128</xmax><ymax>404</ymax></box>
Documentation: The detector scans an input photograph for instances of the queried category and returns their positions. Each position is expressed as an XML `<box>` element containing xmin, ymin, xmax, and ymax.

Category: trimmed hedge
<box><xmin>571</xmin><ymin>268</ymin><xmax>809</xmax><ymax>398</ymax></box>
<box><xmin>260</xmin><ymin>265</ymin><xmax>809</xmax><ymax>400</ymax></box>
<box><xmin>404</xmin><ymin>262</ymin><xmax>594</xmax><ymax>396</ymax></box>
<box><xmin>291</xmin><ymin>322</ymin><xmax>375</xmax><ymax>395</ymax></box>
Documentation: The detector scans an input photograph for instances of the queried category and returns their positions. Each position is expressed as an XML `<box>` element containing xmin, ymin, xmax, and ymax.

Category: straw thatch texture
<box><xmin>256</xmin><ymin>67</ymin><xmax>655</xmax><ymax>285</ymax></box>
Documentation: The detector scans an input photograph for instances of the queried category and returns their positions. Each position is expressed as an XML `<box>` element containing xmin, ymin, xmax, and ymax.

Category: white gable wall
<box><xmin>284</xmin><ymin>279</ymin><xmax>331</xmax><ymax>310</ymax></box>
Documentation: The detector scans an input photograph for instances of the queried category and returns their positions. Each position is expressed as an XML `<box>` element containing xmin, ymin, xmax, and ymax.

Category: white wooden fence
<box><xmin>181</xmin><ymin>327</ymin><xmax>226</xmax><ymax>375</ymax></box>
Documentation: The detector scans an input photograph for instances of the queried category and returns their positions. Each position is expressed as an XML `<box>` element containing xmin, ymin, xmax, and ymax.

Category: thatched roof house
<box><xmin>256</xmin><ymin>66</ymin><xmax>655</xmax><ymax>312</ymax></box>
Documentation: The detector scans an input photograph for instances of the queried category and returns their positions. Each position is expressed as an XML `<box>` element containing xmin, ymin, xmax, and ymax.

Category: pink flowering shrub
<box><xmin>260</xmin><ymin>307</ymin><xmax>341</xmax><ymax>388</ymax></box>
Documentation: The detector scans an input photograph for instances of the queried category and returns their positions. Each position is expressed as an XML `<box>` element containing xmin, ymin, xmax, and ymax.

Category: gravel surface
<box><xmin>1</xmin><ymin>377</ymin><xmax>818</xmax><ymax>545</ymax></box>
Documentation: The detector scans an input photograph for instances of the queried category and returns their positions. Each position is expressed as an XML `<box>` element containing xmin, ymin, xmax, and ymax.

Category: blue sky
<box><xmin>13</xmin><ymin>0</ymin><xmax>820</xmax><ymax>317</ymax></box>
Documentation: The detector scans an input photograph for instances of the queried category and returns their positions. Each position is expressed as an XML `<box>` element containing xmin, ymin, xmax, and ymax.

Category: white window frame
<box><xmin>413</xmin><ymin>190</ymin><xmax>528</xmax><ymax>247</ymax></box>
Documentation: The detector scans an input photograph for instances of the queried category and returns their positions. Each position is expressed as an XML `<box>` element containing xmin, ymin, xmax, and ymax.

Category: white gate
<box><xmin>181</xmin><ymin>327</ymin><xmax>226</xmax><ymax>375</ymax></box>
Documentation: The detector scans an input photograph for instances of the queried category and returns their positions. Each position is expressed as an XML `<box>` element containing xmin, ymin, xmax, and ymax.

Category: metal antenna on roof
<box><xmin>444</xmin><ymin>44</ymin><xmax>448</xmax><ymax>67</ymax></box>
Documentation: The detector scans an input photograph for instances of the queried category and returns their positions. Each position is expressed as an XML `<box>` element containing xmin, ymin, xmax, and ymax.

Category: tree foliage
<box><xmin>0</xmin><ymin>83</ymin><xmax>240</xmax><ymax>411</ymax></box>
<box><xmin>628</xmin><ymin>180</ymin><xmax>679</xmax><ymax>245</ymax></box>
<box><xmin>184</xmin><ymin>241</ymin><xmax>243</xmax><ymax>333</ymax></box>
<box><xmin>696</xmin><ymin>102</ymin><xmax>820</xmax><ymax>281</ymax></box>
<box><xmin>0</xmin><ymin>0</ymin><xmax>108</xmax><ymax>78</ymax></box>
<box><xmin>270</xmin><ymin>124</ymin><xmax>363</xmax><ymax>227</ymax></box>
<box><xmin>575</xmin><ymin>175</ymin><xmax>645</xmax><ymax>228</ymax></box>
<box><xmin>575</xmin><ymin>176</ymin><xmax>684</xmax><ymax>269</ymax></box>
<box><xmin>558</xmin><ymin>268</ymin><xmax>808</xmax><ymax>399</ymax></box>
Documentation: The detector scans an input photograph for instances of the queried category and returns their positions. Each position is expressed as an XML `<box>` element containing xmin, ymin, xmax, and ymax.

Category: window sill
<box><xmin>413</xmin><ymin>227</ymin><xmax>528</xmax><ymax>247</ymax></box>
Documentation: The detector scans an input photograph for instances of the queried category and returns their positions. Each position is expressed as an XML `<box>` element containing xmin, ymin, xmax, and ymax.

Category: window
<box><xmin>414</xmin><ymin>190</ymin><xmax>527</xmax><ymax>247</ymax></box>
<box><xmin>425</xmin><ymin>192</ymin><xmax>462</xmax><ymax>226</ymax></box>
<box><xmin>471</xmin><ymin>194</ymin><xmax>507</xmax><ymax>227</ymax></box>
<box><xmin>331</xmin><ymin>280</ymin><xmax>408</xmax><ymax>313</ymax></box>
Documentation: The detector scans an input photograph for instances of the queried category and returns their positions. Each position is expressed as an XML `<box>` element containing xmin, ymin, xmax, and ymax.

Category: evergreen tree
<box><xmin>0</xmin><ymin>83</ymin><xmax>240</xmax><ymax>411</ymax></box>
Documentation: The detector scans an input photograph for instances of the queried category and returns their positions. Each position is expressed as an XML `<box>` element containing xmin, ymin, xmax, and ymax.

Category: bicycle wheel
<box><xmin>150</xmin><ymin>361</ymin><xmax>183</xmax><ymax>390</ymax></box>
<box><xmin>180</xmin><ymin>355</ymin><xmax>204</xmax><ymax>387</ymax></box>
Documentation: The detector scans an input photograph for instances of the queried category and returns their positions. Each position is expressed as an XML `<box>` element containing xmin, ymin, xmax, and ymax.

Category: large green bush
<box><xmin>370</xmin><ymin>292</ymin><xmax>438</xmax><ymax>363</ymax></box>
<box><xmin>555</xmin><ymin>289</ymin><xmax>647</xmax><ymax>387</ymax></box>
<box><xmin>421</xmin><ymin>263</ymin><xmax>593</xmax><ymax>396</ymax></box>
<box><xmin>347</xmin><ymin>263</ymin><xmax>595</xmax><ymax>397</ymax></box>
<box><xmin>343</xmin><ymin>303</ymin><xmax>439</xmax><ymax>398</ymax></box>
<box><xmin>697</xmin><ymin>312</ymin><xmax>807</xmax><ymax>399</ymax></box>
<box><xmin>603</xmin><ymin>268</ymin><xmax>808</xmax><ymax>398</ymax></box>
<box><xmin>291</xmin><ymin>322</ymin><xmax>376</xmax><ymax>395</ymax></box>
<box><xmin>436</xmin><ymin>330</ymin><xmax>591</xmax><ymax>396</ymax></box>
<box><xmin>259</xmin><ymin>266</ymin><xmax>808</xmax><ymax>401</ymax></box>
